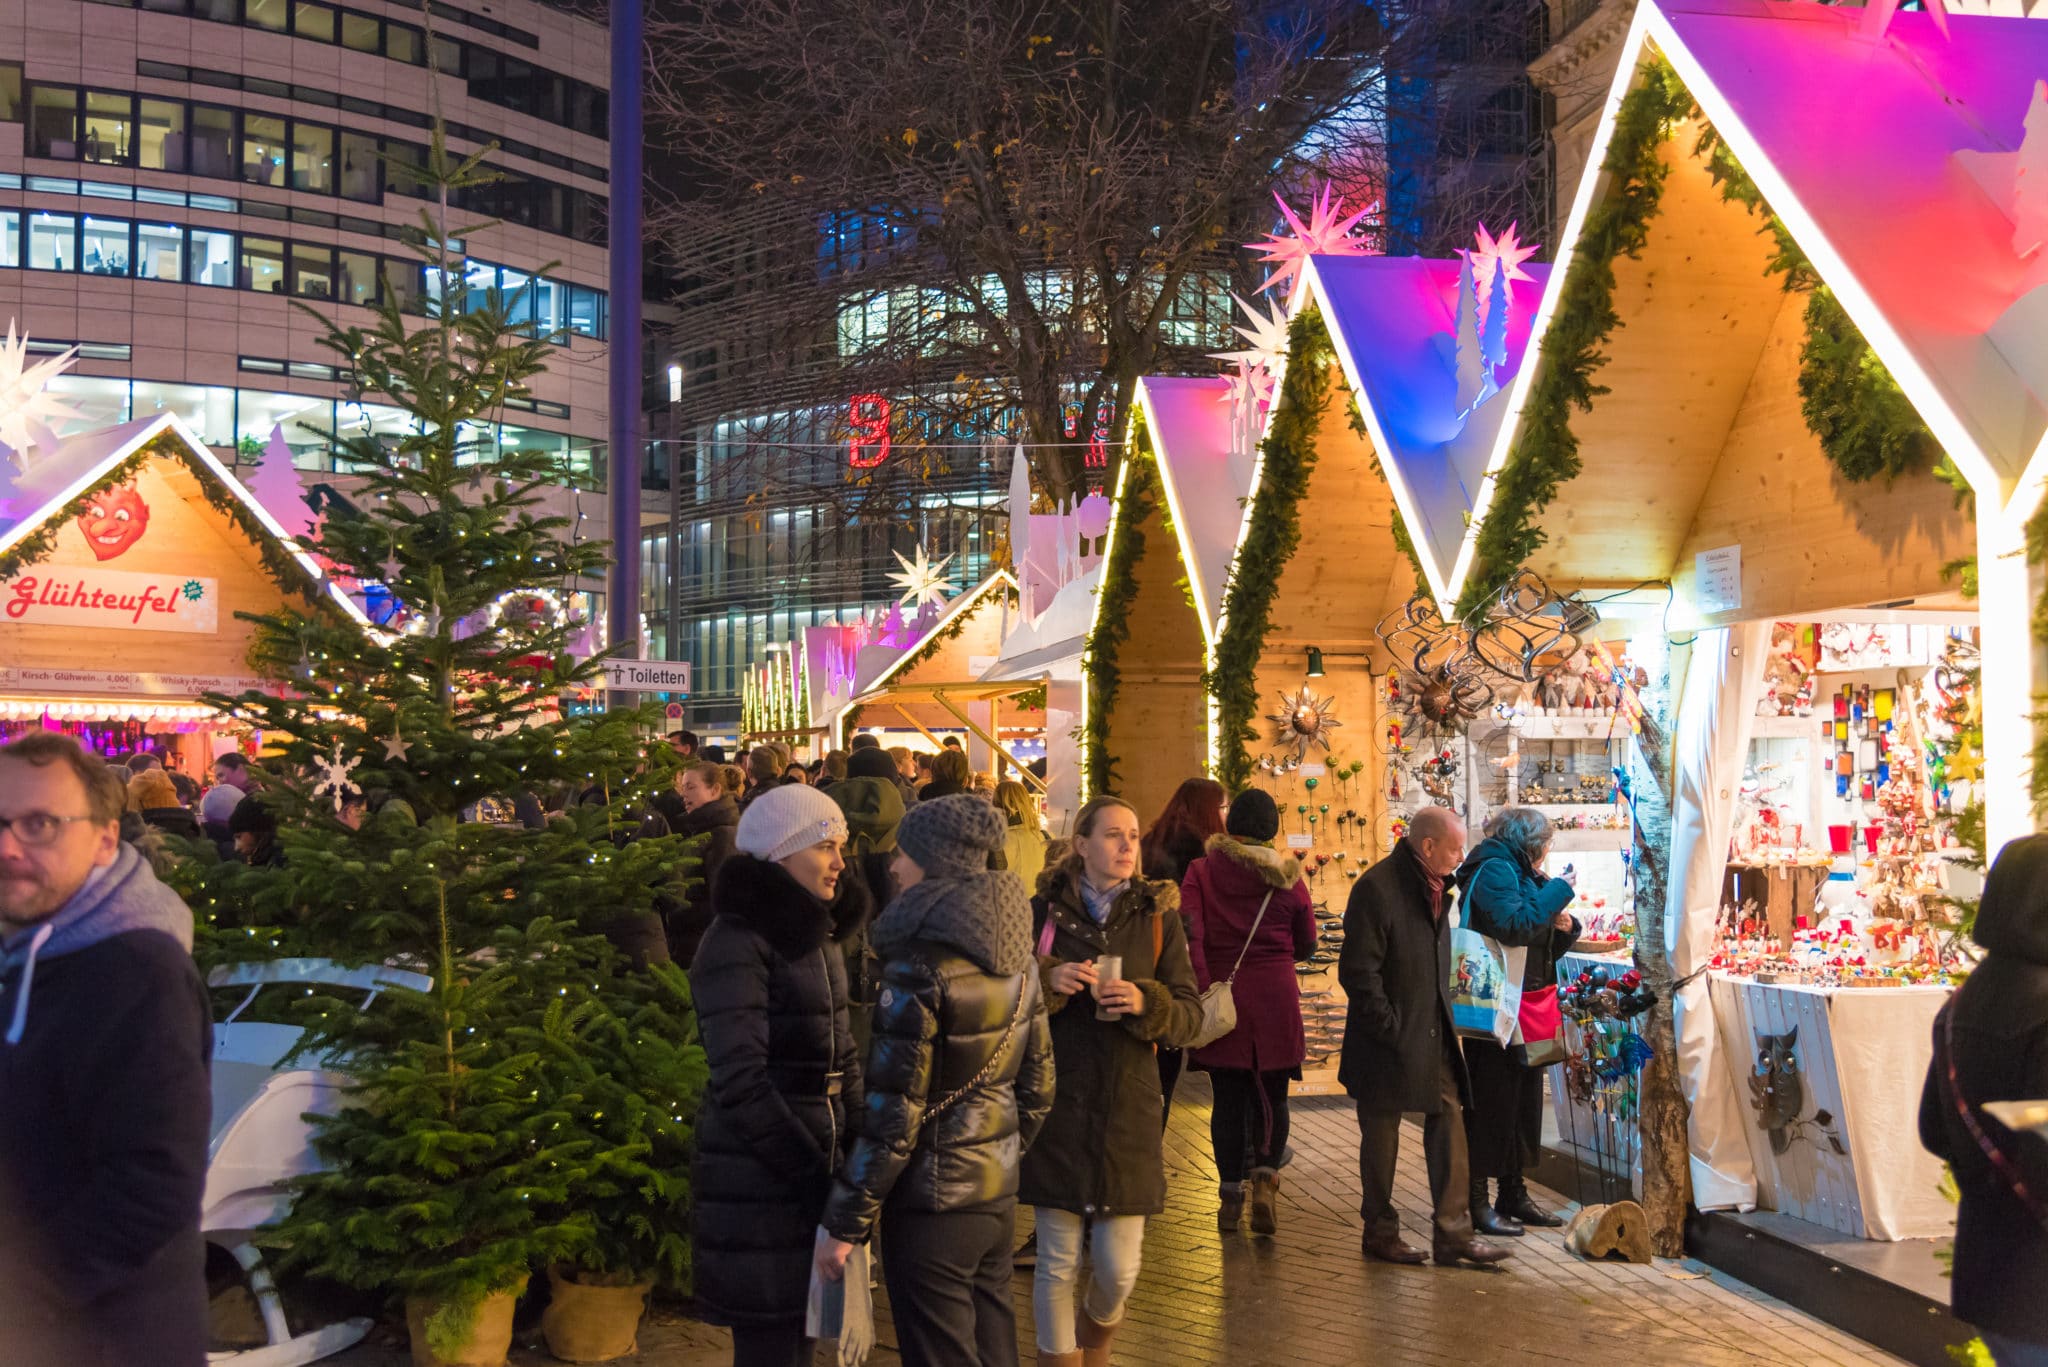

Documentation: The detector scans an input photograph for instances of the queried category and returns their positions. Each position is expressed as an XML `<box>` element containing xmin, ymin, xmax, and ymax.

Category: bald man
<box><xmin>1338</xmin><ymin>806</ymin><xmax>1510</xmax><ymax>1267</ymax></box>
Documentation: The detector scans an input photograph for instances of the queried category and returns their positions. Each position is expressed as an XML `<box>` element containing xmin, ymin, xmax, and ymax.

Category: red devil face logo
<box><xmin>75</xmin><ymin>482</ymin><xmax>151</xmax><ymax>561</ymax></box>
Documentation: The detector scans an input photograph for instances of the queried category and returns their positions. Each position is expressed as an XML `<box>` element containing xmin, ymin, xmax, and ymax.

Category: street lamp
<box><xmin>666</xmin><ymin>363</ymin><xmax>683</xmax><ymax>667</ymax></box>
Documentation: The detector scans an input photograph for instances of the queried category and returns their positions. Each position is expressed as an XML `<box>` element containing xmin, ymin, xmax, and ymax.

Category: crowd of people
<box><xmin>8</xmin><ymin>722</ymin><xmax>2048</xmax><ymax>1367</ymax></box>
<box><xmin>687</xmin><ymin>756</ymin><xmax>1604</xmax><ymax>1367</ymax></box>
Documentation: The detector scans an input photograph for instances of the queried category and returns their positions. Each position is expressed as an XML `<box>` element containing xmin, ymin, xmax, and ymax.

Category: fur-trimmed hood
<box><xmin>1203</xmin><ymin>833</ymin><xmax>1301</xmax><ymax>889</ymax></box>
<box><xmin>1035</xmin><ymin>854</ymin><xmax>1180</xmax><ymax>917</ymax></box>
<box><xmin>709</xmin><ymin>852</ymin><xmax>871</xmax><ymax>961</ymax></box>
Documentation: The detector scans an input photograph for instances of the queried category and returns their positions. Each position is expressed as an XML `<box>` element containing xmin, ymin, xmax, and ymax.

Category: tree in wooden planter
<box><xmin>174</xmin><ymin>125</ymin><xmax>706</xmax><ymax>1365</ymax></box>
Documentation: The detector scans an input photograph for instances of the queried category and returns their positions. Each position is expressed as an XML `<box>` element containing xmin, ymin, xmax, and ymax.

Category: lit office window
<box><xmin>188</xmin><ymin>227</ymin><xmax>234</xmax><ymax>286</ymax></box>
<box><xmin>337</xmin><ymin>249</ymin><xmax>377</xmax><ymax>307</ymax></box>
<box><xmin>28</xmin><ymin>212</ymin><xmax>77</xmax><ymax>271</ymax></box>
<box><xmin>291</xmin><ymin>122</ymin><xmax>333</xmax><ymax>193</ymax></box>
<box><xmin>240</xmin><ymin>235</ymin><xmax>285</xmax><ymax>292</ymax></box>
<box><xmin>28</xmin><ymin>87</ymin><xmax>78</xmax><ymax>160</ymax></box>
<box><xmin>0</xmin><ymin>210</ymin><xmax>17</xmax><ymax>268</ymax></box>
<box><xmin>136</xmin><ymin>99</ymin><xmax>186</xmax><ymax>172</ymax></box>
<box><xmin>135</xmin><ymin>222</ymin><xmax>183</xmax><ymax>281</ymax></box>
<box><xmin>81</xmin><ymin>216</ymin><xmax>130</xmax><ymax>275</ymax></box>
<box><xmin>290</xmin><ymin>241</ymin><xmax>334</xmax><ymax>298</ymax></box>
<box><xmin>240</xmin><ymin>115</ymin><xmax>287</xmax><ymax>187</ymax></box>
<box><xmin>82</xmin><ymin>91</ymin><xmax>132</xmax><ymax>165</ymax></box>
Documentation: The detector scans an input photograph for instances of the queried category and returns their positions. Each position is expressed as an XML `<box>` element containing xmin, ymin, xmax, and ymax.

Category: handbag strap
<box><xmin>1943</xmin><ymin>1003</ymin><xmax>2048</xmax><ymax>1233</ymax></box>
<box><xmin>926</xmin><ymin>970</ymin><xmax>1036</xmax><ymax>1124</ymax></box>
<box><xmin>1224</xmin><ymin>891</ymin><xmax>1276</xmax><ymax>987</ymax></box>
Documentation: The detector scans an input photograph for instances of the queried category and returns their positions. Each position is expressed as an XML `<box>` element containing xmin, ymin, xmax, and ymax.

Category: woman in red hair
<box><xmin>1140</xmin><ymin>777</ymin><xmax>1227</xmax><ymax>1127</ymax></box>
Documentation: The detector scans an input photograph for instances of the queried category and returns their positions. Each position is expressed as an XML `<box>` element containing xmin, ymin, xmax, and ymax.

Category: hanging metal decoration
<box><xmin>1267</xmin><ymin>685</ymin><xmax>1344</xmax><ymax>761</ymax></box>
<box><xmin>1374</xmin><ymin>595</ymin><xmax>1470</xmax><ymax>677</ymax></box>
<box><xmin>1388</xmin><ymin>663</ymin><xmax>1495</xmax><ymax>739</ymax></box>
<box><xmin>1463</xmin><ymin>567</ymin><xmax>1590</xmax><ymax>683</ymax></box>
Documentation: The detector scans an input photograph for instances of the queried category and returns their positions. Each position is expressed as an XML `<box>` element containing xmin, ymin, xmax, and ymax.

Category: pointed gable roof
<box><xmin>1130</xmin><ymin>374</ymin><xmax>1256</xmax><ymax>645</ymax></box>
<box><xmin>1302</xmin><ymin>254</ymin><xmax>1553</xmax><ymax>607</ymax></box>
<box><xmin>0</xmin><ymin>413</ymin><xmax>371</xmax><ymax>627</ymax></box>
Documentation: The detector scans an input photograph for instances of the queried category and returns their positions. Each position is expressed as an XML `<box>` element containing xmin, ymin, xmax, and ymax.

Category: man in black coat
<box><xmin>0</xmin><ymin>733</ymin><xmax>212</xmax><ymax>1367</ymax></box>
<box><xmin>1338</xmin><ymin>806</ymin><xmax>1510</xmax><ymax>1267</ymax></box>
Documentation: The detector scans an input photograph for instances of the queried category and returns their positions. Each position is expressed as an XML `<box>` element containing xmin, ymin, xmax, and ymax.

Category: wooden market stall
<box><xmin>1446</xmin><ymin>0</ymin><xmax>2048</xmax><ymax>1246</ymax></box>
<box><xmin>0</xmin><ymin>413</ymin><xmax>368</xmax><ymax>767</ymax></box>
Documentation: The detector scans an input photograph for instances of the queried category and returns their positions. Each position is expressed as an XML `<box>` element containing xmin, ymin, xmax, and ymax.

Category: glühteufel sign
<box><xmin>2</xmin><ymin>566</ymin><xmax>218</xmax><ymax>633</ymax></box>
<box><xmin>600</xmin><ymin>659</ymin><xmax>693</xmax><ymax>693</ymax></box>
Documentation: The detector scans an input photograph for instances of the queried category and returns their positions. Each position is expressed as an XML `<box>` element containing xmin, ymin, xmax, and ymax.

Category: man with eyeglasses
<box><xmin>0</xmin><ymin>732</ymin><xmax>210</xmax><ymax>1366</ymax></box>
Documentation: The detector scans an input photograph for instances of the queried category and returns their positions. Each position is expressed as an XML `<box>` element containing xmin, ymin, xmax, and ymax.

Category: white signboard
<box><xmin>1695</xmin><ymin>544</ymin><xmax>1743</xmax><ymax>616</ymax></box>
<box><xmin>1</xmin><ymin>566</ymin><xmax>218</xmax><ymax>633</ymax></box>
<box><xmin>601</xmin><ymin>658</ymin><xmax>692</xmax><ymax>693</ymax></box>
<box><xmin>0</xmin><ymin>666</ymin><xmax>265</xmax><ymax>698</ymax></box>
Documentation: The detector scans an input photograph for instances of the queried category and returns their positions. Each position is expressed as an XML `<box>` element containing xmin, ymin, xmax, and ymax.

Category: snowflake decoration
<box><xmin>1209</xmin><ymin>293</ymin><xmax>1293</xmax><ymax>375</ymax></box>
<box><xmin>1268</xmin><ymin>685</ymin><xmax>1344</xmax><ymax>762</ymax></box>
<box><xmin>1250</xmin><ymin>184</ymin><xmax>1378</xmax><ymax>298</ymax></box>
<box><xmin>0</xmin><ymin>322</ymin><xmax>88</xmax><ymax>473</ymax></box>
<box><xmin>311</xmin><ymin>739</ymin><xmax>361</xmax><ymax>813</ymax></box>
<box><xmin>1463</xmin><ymin>222</ymin><xmax>1539</xmax><ymax>318</ymax></box>
<box><xmin>889</xmin><ymin>543</ymin><xmax>956</xmax><ymax>609</ymax></box>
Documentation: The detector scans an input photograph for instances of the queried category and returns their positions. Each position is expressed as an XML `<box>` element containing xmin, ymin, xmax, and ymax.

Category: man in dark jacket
<box><xmin>818</xmin><ymin>796</ymin><xmax>1055</xmax><ymax>1367</ymax></box>
<box><xmin>1339</xmin><ymin>806</ymin><xmax>1510</xmax><ymax>1267</ymax></box>
<box><xmin>0</xmin><ymin>732</ymin><xmax>211</xmax><ymax>1367</ymax></box>
<box><xmin>666</xmin><ymin>761</ymin><xmax>740</xmax><ymax>966</ymax></box>
<box><xmin>1920</xmin><ymin>833</ymin><xmax>2048</xmax><ymax>1364</ymax></box>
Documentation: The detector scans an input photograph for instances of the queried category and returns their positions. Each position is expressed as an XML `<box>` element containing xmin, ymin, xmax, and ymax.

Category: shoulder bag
<box><xmin>1183</xmin><ymin>890</ymin><xmax>1275</xmax><ymax>1051</ymax></box>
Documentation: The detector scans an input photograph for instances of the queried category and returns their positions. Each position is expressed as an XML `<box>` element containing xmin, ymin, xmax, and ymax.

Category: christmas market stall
<box><xmin>1448</xmin><ymin>0</ymin><xmax>2048</xmax><ymax>1243</ymax></box>
<box><xmin>1088</xmin><ymin>190</ymin><xmax>1566</xmax><ymax>1084</ymax></box>
<box><xmin>0</xmin><ymin>404</ymin><xmax>370</xmax><ymax>768</ymax></box>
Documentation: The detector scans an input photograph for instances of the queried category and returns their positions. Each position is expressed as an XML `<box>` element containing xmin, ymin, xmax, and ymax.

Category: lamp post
<box><xmin>604</xmin><ymin>0</ymin><xmax>642</xmax><ymax>711</ymax></box>
<box><xmin>666</xmin><ymin>362</ymin><xmax>682</xmax><ymax>667</ymax></box>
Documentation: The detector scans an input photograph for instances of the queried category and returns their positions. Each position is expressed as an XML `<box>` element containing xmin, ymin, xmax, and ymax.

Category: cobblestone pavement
<box><xmin>332</xmin><ymin>1076</ymin><xmax>1906</xmax><ymax>1366</ymax></box>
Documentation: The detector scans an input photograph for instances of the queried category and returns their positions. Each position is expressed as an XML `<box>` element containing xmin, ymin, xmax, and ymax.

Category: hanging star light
<box><xmin>889</xmin><ymin>543</ymin><xmax>957</xmax><ymax>609</ymax></box>
<box><xmin>1210</xmin><ymin>293</ymin><xmax>1293</xmax><ymax>375</ymax></box>
<box><xmin>1463</xmin><ymin>222</ymin><xmax>1540</xmax><ymax>317</ymax></box>
<box><xmin>0</xmin><ymin>322</ymin><xmax>88</xmax><ymax>473</ymax></box>
<box><xmin>1249</xmin><ymin>184</ymin><xmax>1379</xmax><ymax>298</ymax></box>
<box><xmin>311</xmin><ymin>739</ymin><xmax>362</xmax><ymax>813</ymax></box>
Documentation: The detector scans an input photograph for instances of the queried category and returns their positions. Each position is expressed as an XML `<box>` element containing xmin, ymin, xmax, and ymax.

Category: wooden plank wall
<box><xmin>1672</xmin><ymin>290</ymin><xmax>1975</xmax><ymax>625</ymax></box>
<box><xmin>1102</xmin><ymin>497</ymin><xmax>1209</xmax><ymax>823</ymax></box>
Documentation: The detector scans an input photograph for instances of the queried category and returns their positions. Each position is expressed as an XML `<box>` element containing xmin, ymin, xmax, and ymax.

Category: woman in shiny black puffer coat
<box><xmin>690</xmin><ymin>851</ymin><xmax>870</xmax><ymax>1360</ymax></box>
<box><xmin>819</xmin><ymin>796</ymin><xmax>1055</xmax><ymax>1367</ymax></box>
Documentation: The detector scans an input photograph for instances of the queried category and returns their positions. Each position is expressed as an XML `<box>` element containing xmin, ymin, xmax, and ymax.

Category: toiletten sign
<box><xmin>1</xmin><ymin>566</ymin><xmax>219</xmax><ymax>634</ymax></box>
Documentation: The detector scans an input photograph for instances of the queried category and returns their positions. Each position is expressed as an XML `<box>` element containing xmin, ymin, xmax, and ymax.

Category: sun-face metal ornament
<box><xmin>1268</xmin><ymin>685</ymin><xmax>1343</xmax><ymax>761</ymax></box>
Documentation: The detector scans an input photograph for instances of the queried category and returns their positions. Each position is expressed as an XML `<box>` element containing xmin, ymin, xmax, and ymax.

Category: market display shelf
<box><xmin>1548</xmin><ymin>828</ymin><xmax>1632</xmax><ymax>852</ymax></box>
<box><xmin>1752</xmin><ymin>713</ymin><xmax>1823</xmax><ymax>739</ymax></box>
<box><xmin>1513</xmin><ymin>715</ymin><xmax>1634</xmax><ymax>740</ymax></box>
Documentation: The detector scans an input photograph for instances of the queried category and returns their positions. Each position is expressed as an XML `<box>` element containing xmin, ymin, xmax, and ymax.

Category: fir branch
<box><xmin>1081</xmin><ymin>410</ymin><xmax>1156</xmax><ymax>796</ymax></box>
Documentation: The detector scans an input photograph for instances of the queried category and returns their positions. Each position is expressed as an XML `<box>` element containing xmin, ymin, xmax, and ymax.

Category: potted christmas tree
<box><xmin>175</xmin><ymin>127</ymin><xmax>705</xmax><ymax>1367</ymax></box>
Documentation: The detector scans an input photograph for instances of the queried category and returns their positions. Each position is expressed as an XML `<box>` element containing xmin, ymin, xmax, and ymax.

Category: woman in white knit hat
<box><xmin>689</xmin><ymin>783</ymin><xmax>870</xmax><ymax>1367</ymax></box>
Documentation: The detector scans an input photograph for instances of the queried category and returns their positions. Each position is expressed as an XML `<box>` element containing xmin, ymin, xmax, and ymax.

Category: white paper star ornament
<box><xmin>889</xmin><ymin>544</ymin><xmax>957</xmax><ymax>609</ymax></box>
<box><xmin>0</xmin><ymin>322</ymin><xmax>88</xmax><ymax>472</ymax></box>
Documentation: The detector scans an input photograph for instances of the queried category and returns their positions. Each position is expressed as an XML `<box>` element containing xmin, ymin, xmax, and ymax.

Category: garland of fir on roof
<box><xmin>1690</xmin><ymin>124</ymin><xmax>1945</xmax><ymax>485</ymax></box>
<box><xmin>0</xmin><ymin>433</ymin><xmax>326</xmax><ymax>604</ymax></box>
<box><xmin>1206</xmin><ymin>307</ymin><xmax>1337</xmax><ymax>791</ymax></box>
<box><xmin>1455</xmin><ymin>59</ymin><xmax>1693</xmax><ymax>618</ymax></box>
<box><xmin>1080</xmin><ymin>412</ymin><xmax>1157</xmax><ymax>798</ymax></box>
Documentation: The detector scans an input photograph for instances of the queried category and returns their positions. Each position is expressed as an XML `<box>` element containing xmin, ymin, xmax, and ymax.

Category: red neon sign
<box><xmin>848</xmin><ymin>394</ymin><xmax>892</xmax><ymax>468</ymax></box>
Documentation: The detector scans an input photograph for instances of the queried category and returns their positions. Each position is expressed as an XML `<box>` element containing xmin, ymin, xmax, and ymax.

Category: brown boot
<box><xmin>1037</xmin><ymin>1353</ymin><xmax>1084</xmax><ymax>1367</ymax></box>
<box><xmin>1249</xmin><ymin>1166</ymin><xmax>1280</xmax><ymax>1236</ymax></box>
<box><xmin>1076</xmin><ymin>1307</ymin><xmax>1118</xmax><ymax>1367</ymax></box>
<box><xmin>1218</xmin><ymin>1182</ymin><xmax>1246</xmax><ymax>1232</ymax></box>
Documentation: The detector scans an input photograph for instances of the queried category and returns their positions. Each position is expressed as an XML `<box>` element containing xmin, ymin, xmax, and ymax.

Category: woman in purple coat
<box><xmin>1182</xmin><ymin>789</ymin><xmax>1318</xmax><ymax>1236</ymax></box>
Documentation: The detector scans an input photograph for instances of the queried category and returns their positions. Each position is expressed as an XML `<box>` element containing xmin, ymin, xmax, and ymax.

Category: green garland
<box><xmin>1456</xmin><ymin>59</ymin><xmax>1694</xmax><ymax>618</ymax></box>
<box><xmin>1692</xmin><ymin>126</ymin><xmax>1943</xmax><ymax>484</ymax></box>
<box><xmin>1080</xmin><ymin>412</ymin><xmax>1157</xmax><ymax>797</ymax></box>
<box><xmin>1206</xmin><ymin>307</ymin><xmax>1337</xmax><ymax>790</ymax></box>
<box><xmin>0</xmin><ymin>434</ymin><xmax>329</xmax><ymax>606</ymax></box>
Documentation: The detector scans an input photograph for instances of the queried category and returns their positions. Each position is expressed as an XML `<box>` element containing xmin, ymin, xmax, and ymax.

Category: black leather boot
<box><xmin>1470</xmin><ymin>1178</ymin><xmax>1524</xmax><ymax>1237</ymax></box>
<box><xmin>1498</xmin><ymin>1176</ymin><xmax>1563</xmax><ymax>1228</ymax></box>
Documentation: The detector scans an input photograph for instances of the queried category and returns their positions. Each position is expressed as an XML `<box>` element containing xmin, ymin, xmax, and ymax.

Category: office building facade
<box><xmin>0</xmin><ymin>0</ymin><xmax>615</xmax><ymax>535</ymax></box>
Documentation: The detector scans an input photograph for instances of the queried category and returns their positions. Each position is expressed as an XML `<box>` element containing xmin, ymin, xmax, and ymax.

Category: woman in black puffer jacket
<box><xmin>690</xmin><ymin>785</ymin><xmax>870</xmax><ymax>1367</ymax></box>
<box><xmin>816</xmin><ymin>795</ymin><xmax>1055</xmax><ymax>1367</ymax></box>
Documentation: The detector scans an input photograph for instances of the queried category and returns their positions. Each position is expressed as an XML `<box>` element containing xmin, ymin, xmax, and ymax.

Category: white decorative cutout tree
<box><xmin>1452</xmin><ymin>254</ymin><xmax>1486</xmax><ymax>416</ymax></box>
<box><xmin>246</xmin><ymin>423</ymin><xmax>318</xmax><ymax>544</ymax></box>
<box><xmin>2015</xmin><ymin>79</ymin><xmax>2048</xmax><ymax>260</ymax></box>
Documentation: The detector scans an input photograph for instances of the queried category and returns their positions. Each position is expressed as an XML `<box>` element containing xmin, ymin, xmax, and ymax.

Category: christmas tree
<box><xmin>175</xmin><ymin>126</ymin><xmax>706</xmax><ymax>1356</ymax></box>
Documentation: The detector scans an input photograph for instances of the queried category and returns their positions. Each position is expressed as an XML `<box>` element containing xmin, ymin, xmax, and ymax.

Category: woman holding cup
<box><xmin>1024</xmin><ymin>796</ymin><xmax>1203</xmax><ymax>1366</ymax></box>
